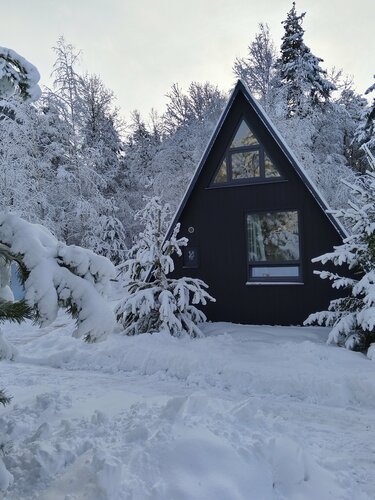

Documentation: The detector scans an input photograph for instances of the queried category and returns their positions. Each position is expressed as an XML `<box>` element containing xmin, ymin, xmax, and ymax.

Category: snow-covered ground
<box><xmin>1</xmin><ymin>316</ymin><xmax>375</xmax><ymax>499</ymax></box>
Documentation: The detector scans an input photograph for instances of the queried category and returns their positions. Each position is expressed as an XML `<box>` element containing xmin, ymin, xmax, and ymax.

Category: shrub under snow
<box><xmin>116</xmin><ymin>198</ymin><xmax>215</xmax><ymax>337</ymax></box>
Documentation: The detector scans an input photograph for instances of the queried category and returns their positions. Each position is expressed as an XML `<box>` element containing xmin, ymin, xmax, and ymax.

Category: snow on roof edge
<box><xmin>163</xmin><ymin>83</ymin><xmax>238</xmax><ymax>241</ymax></box>
<box><xmin>238</xmin><ymin>80</ymin><xmax>348</xmax><ymax>238</ymax></box>
<box><xmin>165</xmin><ymin>80</ymin><xmax>348</xmax><ymax>245</ymax></box>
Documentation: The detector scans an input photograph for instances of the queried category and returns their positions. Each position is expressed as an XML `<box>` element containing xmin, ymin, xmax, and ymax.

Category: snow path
<box><xmin>1</xmin><ymin>317</ymin><xmax>375</xmax><ymax>499</ymax></box>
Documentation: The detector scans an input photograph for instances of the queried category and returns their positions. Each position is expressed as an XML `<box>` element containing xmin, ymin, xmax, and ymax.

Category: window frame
<box><xmin>245</xmin><ymin>209</ymin><xmax>303</xmax><ymax>283</ymax></box>
<box><xmin>210</xmin><ymin>116</ymin><xmax>284</xmax><ymax>187</ymax></box>
<box><xmin>229</xmin><ymin>145</ymin><xmax>261</xmax><ymax>182</ymax></box>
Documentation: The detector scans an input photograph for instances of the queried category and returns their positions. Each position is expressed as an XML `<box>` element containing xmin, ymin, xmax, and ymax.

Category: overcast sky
<box><xmin>2</xmin><ymin>0</ymin><xmax>374</xmax><ymax>120</ymax></box>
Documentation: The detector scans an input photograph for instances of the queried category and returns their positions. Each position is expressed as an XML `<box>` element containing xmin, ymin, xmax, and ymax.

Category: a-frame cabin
<box><xmin>168</xmin><ymin>80</ymin><xmax>346</xmax><ymax>326</ymax></box>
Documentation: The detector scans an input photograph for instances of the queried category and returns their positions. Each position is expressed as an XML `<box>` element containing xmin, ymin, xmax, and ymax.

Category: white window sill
<box><xmin>246</xmin><ymin>282</ymin><xmax>304</xmax><ymax>286</ymax></box>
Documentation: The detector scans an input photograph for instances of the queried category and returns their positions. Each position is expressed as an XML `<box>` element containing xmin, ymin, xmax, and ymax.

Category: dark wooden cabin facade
<box><xmin>168</xmin><ymin>80</ymin><xmax>345</xmax><ymax>326</ymax></box>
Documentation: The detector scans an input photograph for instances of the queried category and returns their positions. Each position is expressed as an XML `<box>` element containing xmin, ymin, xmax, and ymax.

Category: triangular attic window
<box><xmin>211</xmin><ymin>118</ymin><xmax>282</xmax><ymax>185</ymax></box>
<box><xmin>230</xmin><ymin>120</ymin><xmax>259</xmax><ymax>148</ymax></box>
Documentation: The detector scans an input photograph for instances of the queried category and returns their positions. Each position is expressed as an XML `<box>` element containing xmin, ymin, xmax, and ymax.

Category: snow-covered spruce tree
<box><xmin>85</xmin><ymin>212</ymin><xmax>127</xmax><ymax>266</ymax></box>
<box><xmin>275</xmin><ymin>2</ymin><xmax>335</xmax><ymax>116</ymax></box>
<box><xmin>0</xmin><ymin>97</ymin><xmax>53</xmax><ymax>221</ymax></box>
<box><xmin>116</xmin><ymin>197</ymin><xmax>215</xmax><ymax>337</ymax></box>
<box><xmin>79</xmin><ymin>73</ymin><xmax>125</xmax><ymax>192</ymax></box>
<box><xmin>124</xmin><ymin>110</ymin><xmax>161</xmax><ymax>223</ymax></box>
<box><xmin>0</xmin><ymin>49</ymin><xmax>38</xmax><ymax>449</ymax></box>
<box><xmin>0</xmin><ymin>46</ymin><xmax>41</xmax><ymax>361</ymax></box>
<box><xmin>0</xmin><ymin>213</ymin><xmax>116</xmax><ymax>342</ymax></box>
<box><xmin>0</xmin><ymin>47</ymin><xmax>45</xmax><ymax>220</ymax></box>
<box><xmin>232</xmin><ymin>15</ymin><xmax>357</xmax><ymax>210</ymax></box>
<box><xmin>305</xmin><ymin>148</ymin><xmax>375</xmax><ymax>351</ymax></box>
<box><xmin>334</xmin><ymin>83</ymin><xmax>368</xmax><ymax>173</ymax></box>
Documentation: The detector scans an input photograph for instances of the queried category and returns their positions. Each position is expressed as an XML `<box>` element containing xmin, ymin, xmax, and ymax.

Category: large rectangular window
<box><xmin>246</xmin><ymin>210</ymin><xmax>301</xmax><ymax>282</ymax></box>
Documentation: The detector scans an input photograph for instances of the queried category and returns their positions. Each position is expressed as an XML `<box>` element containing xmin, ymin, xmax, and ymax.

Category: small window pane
<box><xmin>183</xmin><ymin>247</ymin><xmax>199</xmax><ymax>268</ymax></box>
<box><xmin>232</xmin><ymin>151</ymin><xmax>260</xmax><ymax>179</ymax></box>
<box><xmin>247</xmin><ymin>211</ymin><xmax>299</xmax><ymax>262</ymax></box>
<box><xmin>230</xmin><ymin>120</ymin><xmax>259</xmax><ymax>148</ymax></box>
<box><xmin>213</xmin><ymin>158</ymin><xmax>227</xmax><ymax>183</ymax></box>
<box><xmin>251</xmin><ymin>266</ymin><xmax>299</xmax><ymax>278</ymax></box>
<box><xmin>264</xmin><ymin>153</ymin><xmax>281</xmax><ymax>177</ymax></box>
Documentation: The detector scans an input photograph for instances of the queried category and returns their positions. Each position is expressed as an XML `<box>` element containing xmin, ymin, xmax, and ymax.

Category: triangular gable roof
<box><xmin>167</xmin><ymin>79</ymin><xmax>347</xmax><ymax>240</ymax></box>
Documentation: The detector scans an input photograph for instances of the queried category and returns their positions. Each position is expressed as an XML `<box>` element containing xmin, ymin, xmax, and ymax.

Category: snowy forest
<box><xmin>0</xmin><ymin>6</ymin><xmax>374</xmax><ymax>256</ymax></box>
<box><xmin>0</xmin><ymin>2</ymin><xmax>374</xmax><ymax>345</ymax></box>
<box><xmin>1</xmin><ymin>3</ymin><xmax>375</xmax><ymax>498</ymax></box>
<box><xmin>1</xmin><ymin>3</ymin><xmax>375</xmax><ymax>343</ymax></box>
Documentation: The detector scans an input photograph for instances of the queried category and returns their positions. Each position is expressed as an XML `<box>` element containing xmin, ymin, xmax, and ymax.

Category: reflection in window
<box><xmin>251</xmin><ymin>266</ymin><xmax>299</xmax><ymax>278</ymax></box>
<box><xmin>212</xmin><ymin>118</ymin><xmax>282</xmax><ymax>185</ymax></box>
<box><xmin>213</xmin><ymin>158</ymin><xmax>228</xmax><ymax>183</ymax></box>
<box><xmin>230</xmin><ymin>120</ymin><xmax>259</xmax><ymax>148</ymax></box>
<box><xmin>183</xmin><ymin>247</ymin><xmax>199</xmax><ymax>268</ymax></box>
<box><xmin>232</xmin><ymin>151</ymin><xmax>260</xmax><ymax>179</ymax></box>
<box><xmin>265</xmin><ymin>154</ymin><xmax>280</xmax><ymax>178</ymax></box>
<box><xmin>247</xmin><ymin>210</ymin><xmax>301</xmax><ymax>281</ymax></box>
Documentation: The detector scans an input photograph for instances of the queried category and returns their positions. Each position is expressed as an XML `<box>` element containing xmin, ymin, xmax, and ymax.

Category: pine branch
<box><xmin>0</xmin><ymin>389</ymin><xmax>12</xmax><ymax>406</ymax></box>
<box><xmin>0</xmin><ymin>299</ymin><xmax>33</xmax><ymax>324</ymax></box>
<box><xmin>0</xmin><ymin>244</ymin><xmax>29</xmax><ymax>285</ymax></box>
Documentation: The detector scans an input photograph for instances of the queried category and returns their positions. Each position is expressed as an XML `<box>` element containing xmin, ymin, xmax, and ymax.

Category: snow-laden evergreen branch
<box><xmin>305</xmin><ymin>149</ymin><xmax>375</xmax><ymax>351</ymax></box>
<box><xmin>0</xmin><ymin>46</ymin><xmax>41</xmax><ymax>102</ymax></box>
<box><xmin>0</xmin><ymin>213</ymin><xmax>116</xmax><ymax>342</ymax></box>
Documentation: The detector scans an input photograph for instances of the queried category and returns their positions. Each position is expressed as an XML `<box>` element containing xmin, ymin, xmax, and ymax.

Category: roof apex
<box><xmin>166</xmin><ymin>79</ymin><xmax>347</xmax><ymax>240</ymax></box>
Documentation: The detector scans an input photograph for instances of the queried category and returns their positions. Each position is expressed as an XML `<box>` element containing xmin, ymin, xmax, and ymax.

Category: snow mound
<box><xmin>1</xmin><ymin>319</ymin><xmax>374</xmax><ymax>498</ymax></box>
<box><xmin>1</xmin><ymin>390</ymin><xmax>346</xmax><ymax>500</ymax></box>
<box><xmin>12</xmin><ymin>321</ymin><xmax>375</xmax><ymax>410</ymax></box>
